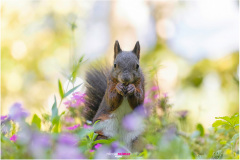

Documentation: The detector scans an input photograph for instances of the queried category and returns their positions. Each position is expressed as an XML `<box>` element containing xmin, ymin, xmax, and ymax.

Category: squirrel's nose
<box><xmin>122</xmin><ymin>76</ymin><xmax>130</xmax><ymax>83</ymax></box>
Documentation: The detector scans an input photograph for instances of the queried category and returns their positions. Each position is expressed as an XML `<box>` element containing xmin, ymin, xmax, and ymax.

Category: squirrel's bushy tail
<box><xmin>83</xmin><ymin>67</ymin><xmax>109</xmax><ymax>121</ymax></box>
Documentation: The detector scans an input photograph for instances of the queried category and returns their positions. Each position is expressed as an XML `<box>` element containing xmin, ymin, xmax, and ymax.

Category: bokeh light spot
<box><xmin>11</xmin><ymin>40</ymin><xmax>27</xmax><ymax>60</ymax></box>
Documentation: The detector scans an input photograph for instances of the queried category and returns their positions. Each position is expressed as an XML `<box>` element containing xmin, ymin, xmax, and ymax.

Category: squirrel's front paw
<box><xmin>126</xmin><ymin>84</ymin><xmax>136</xmax><ymax>96</ymax></box>
<box><xmin>116</xmin><ymin>83</ymin><xmax>125</xmax><ymax>96</ymax></box>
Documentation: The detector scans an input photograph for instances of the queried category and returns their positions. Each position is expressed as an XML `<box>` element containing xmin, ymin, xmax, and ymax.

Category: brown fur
<box><xmin>93</xmin><ymin>74</ymin><xmax>144</xmax><ymax>125</ymax></box>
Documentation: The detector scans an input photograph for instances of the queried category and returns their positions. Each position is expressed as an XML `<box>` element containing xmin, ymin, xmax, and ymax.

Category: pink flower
<box><xmin>94</xmin><ymin>143</ymin><xmax>102</xmax><ymax>149</ymax></box>
<box><xmin>65</xmin><ymin>116</ymin><xmax>75</xmax><ymax>123</ymax></box>
<box><xmin>144</xmin><ymin>98</ymin><xmax>152</xmax><ymax>104</ymax></box>
<box><xmin>163</xmin><ymin>92</ymin><xmax>168</xmax><ymax>98</ymax></box>
<box><xmin>144</xmin><ymin>91</ymin><xmax>150</xmax><ymax>98</ymax></box>
<box><xmin>66</xmin><ymin>124</ymin><xmax>80</xmax><ymax>130</ymax></box>
<box><xmin>154</xmin><ymin>94</ymin><xmax>159</xmax><ymax>99</ymax></box>
<box><xmin>64</xmin><ymin>92</ymin><xmax>86</xmax><ymax>108</ymax></box>
<box><xmin>89</xmin><ymin>150</ymin><xmax>94</xmax><ymax>152</ymax></box>
<box><xmin>63</xmin><ymin>101</ymin><xmax>72</xmax><ymax>106</ymax></box>
<box><xmin>83</xmin><ymin>124</ymin><xmax>92</xmax><ymax>129</ymax></box>
<box><xmin>73</xmin><ymin>92</ymin><xmax>86</xmax><ymax>101</ymax></box>
<box><xmin>151</xmin><ymin>86</ymin><xmax>159</xmax><ymax>91</ymax></box>
<box><xmin>10</xmin><ymin>134</ymin><xmax>17</xmax><ymax>142</ymax></box>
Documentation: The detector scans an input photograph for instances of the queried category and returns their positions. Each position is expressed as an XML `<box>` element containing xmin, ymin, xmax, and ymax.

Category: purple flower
<box><xmin>122</xmin><ymin>112</ymin><xmax>144</xmax><ymax>131</ymax></box>
<box><xmin>111</xmin><ymin>141</ymin><xmax>119</xmax><ymax>150</ymax></box>
<box><xmin>10</xmin><ymin>134</ymin><xmax>17</xmax><ymax>142</ymax></box>
<box><xmin>135</xmin><ymin>105</ymin><xmax>147</xmax><ymax>117</ymax></box>
<box><xmin>176</xmin><ymin>110</ymin><xmax>188</xmax><ymax>119</ymax></box>
<box><xmin>52</xmin><ymin>144</ymin><xmax>84</xmax><ymax>159</ymax></box>
<box><xmin>16</xmin><ymin>124</ymin><xmax>32</xmax><ymax>144</ymax></box>
<box><xmin>29</xmin><ymin>133</ymin><xmax>52</xmax><ymax>158</ymax></box>
<box><xmin>58</xmin><ymin>133</ymin><xmax>78</xmax><ymax>146</ymax></box>
<box><xmin>95</xmin><ymin>143</ymin><xmax>102</xmax><ymax>149</ymax></box>
<box><xmin>1</xmin><ymin>115</ymin><xmax>7</xmax><ymax>121</ymax></box>
<box><xmin>110</xmin><ymin>141</ymin><xmax>121</xmax><ymax>153</ymax></box>
<box><xmin>8</xmin><ymin>103</ymin><xmax>29</xmax><ymax>121</ymax></box>
<box><xmin>52</xmin><ymin>133</ymin><xmax>83</xmax><ymax>159</ymax></box>
<box><xmin>89</xmin><ymin>149</ymin><xmax>94</xmax><ymax>152</ymax></box>
<box><xmin>95</xmin><ymin>146</ymin><xmax>111</xmax><ymax>159</ymax></box>
<box><xmin>66</xmin><ymin>124</ymin><xmax>80</xmax><ymax>130</ymax></box>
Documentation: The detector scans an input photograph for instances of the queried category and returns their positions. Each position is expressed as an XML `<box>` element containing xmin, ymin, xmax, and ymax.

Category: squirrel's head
<box><xmin>111</xmin><ymin>40</ymin><xmax>141</xmax><ymax>85</ymax></box>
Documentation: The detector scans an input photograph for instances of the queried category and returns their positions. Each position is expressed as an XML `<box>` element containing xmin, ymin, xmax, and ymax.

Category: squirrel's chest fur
<box><xmin>94</xmin><ymin>98</ymin><xmax>144</xmax><ymax>150</ymax></box>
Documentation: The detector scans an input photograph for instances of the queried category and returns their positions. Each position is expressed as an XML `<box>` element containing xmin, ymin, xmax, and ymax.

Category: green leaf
<box><xmin>88</xmin><ymin>131</ymin><xmax>94</xmax><ymax>140</ymax></box>
<box><xmin>51</xmin><ymin>96</ymin><xmax>58</xmax><ymax>121</ymax></box>
<box><xmin>92</xmin><ymin>138</ymin><xmax>116</xmax><ymax>146</ymax></box>
<box><xmin>215</xmin><ymin>116</ymin><xmax>232</xmax><ymax>125</ymax></box>
<box><xmin>92</xmin><ymin>133</ymin><xmax>98</xmax><ymax>141</ymax></box>
<box><xmin>52</xmin><ymin>123</ymin><xmax>59</xmax><ymax>133</ymax></box>
<box><xmin>78</xmin><ymin>55</ymin><xmax>84</xmax><ymax>64</ymax></box>
<box><xmin>52</xmin><ymin>116</ymin><xmax>60</xmax><ymax>125</ymax></box>
<box><xmin>196</xmin><ymin>123</ymin><xmax>204</xmax><ymax>136</ymax></box>
<box><xmin>220</xmin><ymin>140</ymin><xmax>227</xmax><ymax>145</ymax></box>
<box><xmin>212</xmin><ymin>120</ymin><xmax>230</xmax><ymax>127</ymax></box>
<box><xmin>42</xmin><ymin>113</ymin><xmax>50</xmax><ymax>122</ymax></box>
<box><xmin>60</xmin><ymin>111</ymin><xmax>66</xmax><ymax>117</ymax></box>
<box><xmin>51</xmin><ymin>116</ymin><xmax>60</xmax><ymax>133</ymax></box>
<box><xmin>71</xmin><ymin>22</ymin><xmax>77</xmax><ymax>31</ymax></box>
<box><xmin>230</xmin><ymin>113</ymin><xmax>239</xmax><ymax>126</ymax></box>
<box><xmin>63</xmin><ymin>84</ymin><xmax>82</xmax><ymax>98</ymax></box>
<box><xmin>71</xmin><ymin>56</ymin><xmax>85</xmax><ymax>81</ymax></box>
<box><xmin>11</xmin><ymin>122</ymin><xmax>17</xmax><ymax>136</ymax></box>
<box><xmin>31</xmin><ymin>114</ymin><xmax>41</xmax><ymax>129</ymax></box>
<box><xmin>58</xmin><ymin>79</ymin><xmax>64</xmax><ymax>99</ymax></box>
<box><xmin>77</xmin><ymin>129</ymin><xmax>92</xmax><ymax>139</ymax></box>
<box><xmin>138</xmin><ymin>149</ymin><xmax>148</xmax><ymax>159</ymax></box>
<box><xmin>93</xmin><ymin>120</ymin><xmax>100</xmax><ymax>127</ymax></box>
<box><xmin>234</xmin><ymin>124</ymin><xmax>239</xmax><ymax>129</ymax></box>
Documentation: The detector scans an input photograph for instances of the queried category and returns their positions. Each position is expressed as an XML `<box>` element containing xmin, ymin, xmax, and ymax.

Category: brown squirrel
<box><xmin>84</xmin><ymin>41</ymin><xmax>145</xmax><ymax>152</ymax></box>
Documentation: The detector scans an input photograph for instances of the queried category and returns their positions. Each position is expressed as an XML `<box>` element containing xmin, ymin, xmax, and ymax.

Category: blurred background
<box><xmin>1</xmin><ymin>0</ymin><xmax>239</xmax><ymax>129</ymax></box>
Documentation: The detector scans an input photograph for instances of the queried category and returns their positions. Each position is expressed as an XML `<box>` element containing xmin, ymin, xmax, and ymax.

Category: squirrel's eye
<box><xmin>136</xmin><ymin>64</ymin><xmax>139</xmax><ymax>69</ymax></box>
<box><xmin>114</xmin><ymin>64</ymin><xmax>116</xmax><ymax>68</ymax></box>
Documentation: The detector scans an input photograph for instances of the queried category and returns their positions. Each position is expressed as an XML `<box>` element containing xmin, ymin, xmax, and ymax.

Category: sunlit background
<box><xmin>1</xmin><ymin>0</ymin><xmax>239</xmax><ymax>129</ymax></box>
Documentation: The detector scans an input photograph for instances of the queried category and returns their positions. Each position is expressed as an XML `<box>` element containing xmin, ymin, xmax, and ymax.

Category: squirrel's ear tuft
<box><xmin>114</xmin><ymin>40</ymin><xmax>122</xmax><ymax>59</ymax></box>
<box><xmin>132</xmin><ymin>41</ymin><xmax>140</xmax><ymax>59</ymax></box>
